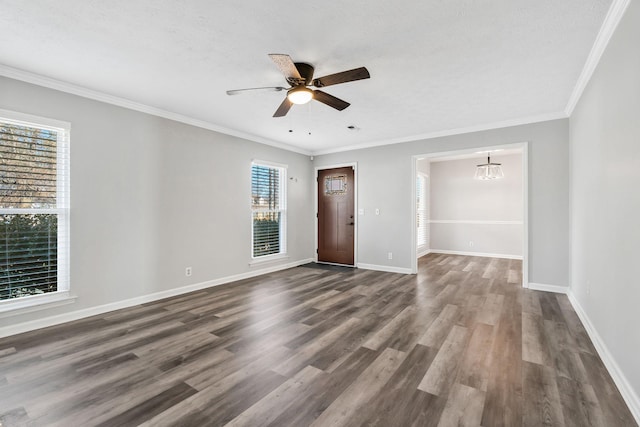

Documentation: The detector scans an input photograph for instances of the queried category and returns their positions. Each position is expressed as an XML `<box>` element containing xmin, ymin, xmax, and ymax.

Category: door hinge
<box><xmin>316</xmin><ymin>248</ymin><xmax>318</xmax><ymax>253</ymax></box>
<box><xmin>316</xmin><ymin>212</ymin><xmax>318</xmax><ymax>218</ymax></box>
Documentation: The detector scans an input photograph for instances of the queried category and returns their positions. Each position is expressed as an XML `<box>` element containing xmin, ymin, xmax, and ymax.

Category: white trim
<box><xmin>0</xmin><ymin>108</ymin><xmax>71</xmax><ymax>131</ymax></box>
<box><xmin>357</xmin><ymin>263</ymin><xmax>413</xmax><ymax>275</ymax></box>
<box><xmin>429</xmin><ymin>148</ymin><xmax>523</xmax><ymax>163</ymax></box>
<box><xmin>522</xmin><ymin>145</ymin><xmax>530</xmax><ymax>289</ymax></box>
<box><xmin>429</xmin><ymin>249</ymin><xmax>522</xmax><ymax>260</ymax></box>
<box><xmin>251</xmin><ymin>159</ymin><xmax>288</xmax><ymax>169</ymax></box>
<box><xmin>314</xmin><ymin>163</ymin><xmax>358</xmax><ymax>267</ymax></box>
<box><xmin>0</xmin><ymin>291</ymin><xmax>76</xmax><ymax>318</ymax></box>
<box><xmin>0</xmin><ymin>64</ymin><xmax>311</xmax><ymax>156</ymax></box>
<box><xmin>568</xmin><ymin>292</ymin><xmax>640</xmax><ymax>425</ymax></box>
<box><xmin>417</xmin><ymin>249</ymin><xmax>431</xmax><ymax>258</ymax></box>
<box><xmin>565</xmin><ymin>0</ymin><xmax>632</xmax><ymax>115</ymax></box>
<box><xmin>248</xmin><ymin>254</ymin><xmax>290</xmax><ymax>266</ymax></box>
<box><xmin>429</xmin><ymin>220</ymin><xmax>523</xmax><ymax>225</ymax></box>
<box><xmin>313</xmin><ymin>113</ymin><xmax>565</xmax><ymax>156</ymax></box>
<box><xmin>412</xmin><ymin>142</ymin><xmax>527</xmax><ymax>162</ymax></box>
<box><xmin>527</xmin><ymin>282</ymin><xmax>569</xmax><ymax>294</ymax></box>
<box><xmin>0</xmin><ymin>258</ymin><xmax>313</xmax><ymax>339</ymax></box>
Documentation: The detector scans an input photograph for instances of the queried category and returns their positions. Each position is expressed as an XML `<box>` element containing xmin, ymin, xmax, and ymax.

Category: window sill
<box><xmin>248</xmin><ymin>254</ymin><xmax>290</xmax><ymax>267</ymax></box>
<box><xmin>0</xmin><ymin>291</ymin><xmax>77</xmax><ymax>319</ymax></box>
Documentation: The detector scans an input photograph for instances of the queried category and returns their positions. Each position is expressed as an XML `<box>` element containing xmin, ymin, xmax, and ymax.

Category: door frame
<box><xmin>410</xmin><ymin>142</ymin><xmax>529</xmax><ymax>288</ymax></box>
<box><xmin>314</xmin><ymin>162</ymin><xmax>358</xmax><ymax>266</ymax></box>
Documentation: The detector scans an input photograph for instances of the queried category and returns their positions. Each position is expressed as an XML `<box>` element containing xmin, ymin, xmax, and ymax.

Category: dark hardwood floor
<box><xmin>0</xmin><ymin>254</ymin><xmax>636</xmax><ymax>426</ymax></box>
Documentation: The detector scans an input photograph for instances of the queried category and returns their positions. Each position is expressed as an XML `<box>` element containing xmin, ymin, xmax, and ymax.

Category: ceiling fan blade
<box><xmin>273</xmin><ymin>97</ymin><xmax>293</xmax><ymax>117</ymax></box>
<box><xmin>268</xmin><ymin>54</ymin><xmax>302</xmax><ymax>81</ymax></box>
<box><xmin>313</xmin><ymin>67</ymin><xmax>370</xmax><ymax>88</ymax></box>
<box><xmin>226</xmin><ymin>86</ymin><xmax>287</xmax><ymax>95</ymax></box>
<box><xmin>313</xmin><ymin>90</ymin><xmax>350</xmax><ymax>111</ymax></box>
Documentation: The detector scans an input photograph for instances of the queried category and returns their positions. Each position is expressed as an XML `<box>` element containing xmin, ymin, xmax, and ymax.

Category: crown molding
<box><xmin>0</xmin><ymin>64</ymin><xmax>570</xmax><ymax>157</ymax></box>
<box><xmin>565</xmin><ymin>0</ymin><xmax>631</xmax><ymax>116</ymax></box>
<box><xmin>311</xmin><ymin>111</ymin><xmax>567</xmax><ymax>156</ymax></box>
<box><xmin>0</xmin><ymin>64</ymin><xmax>312</xmax><ymax>156</ymax></box>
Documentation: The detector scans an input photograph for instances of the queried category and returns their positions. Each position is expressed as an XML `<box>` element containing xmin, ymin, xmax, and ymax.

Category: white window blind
<box><xmin>0</xmin><ymin>112</ymin><xmax>69</xmax><ymax>301</ymax></box>
<box><xmin>416</xmin><ymin>173</ymin><xmax>428</xmax><ymax>248</ymax></box>
<box><xmin>251</xmin><ymin>162</ymin><xmax>286</xmax><ymax>258</ymax></box>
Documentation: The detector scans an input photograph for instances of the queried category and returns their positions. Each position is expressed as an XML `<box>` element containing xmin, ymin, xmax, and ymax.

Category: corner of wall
<box><xmin>567</xmin><ymin>290</ymin><xmax>640</xmax><ymax>424</ymax></box>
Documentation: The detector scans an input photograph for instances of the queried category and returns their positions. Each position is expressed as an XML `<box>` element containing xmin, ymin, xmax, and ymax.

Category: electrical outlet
<box><xmin>185</xmin><ymin>267</ymin><xmax>192</xmax><ymax>277</ymax></box>
<box><xmin>375</xmin><ymin>208</ymin><xmax>380</xmax><ymax>215</ymax></box>
<box><xmin>469</xmin><ymin>241</ymin><xmax>474</xmax><ymax>247</ymax></box>
<box><xmin>388</xmin><ymin>252</ymin><xmax>393</xmax><ymax>260</ymax></box>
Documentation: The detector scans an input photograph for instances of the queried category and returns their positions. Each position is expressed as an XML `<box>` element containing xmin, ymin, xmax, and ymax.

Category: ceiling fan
<box><xmin>226</xmin><ymin>54</ymin><xmax>370</xmax><ymax>117</ymax></box>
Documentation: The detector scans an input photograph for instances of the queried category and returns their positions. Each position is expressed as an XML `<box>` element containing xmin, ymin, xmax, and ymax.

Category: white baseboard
<box><xmin>429</xmin><ymin>249</ymin><xmax>523</xmax><ymax>260</ymax></box>
<box><xmin>527</xmin><ymin>282</ymin><xmax>569</xmax><ymax>294</ymax></box>
<box><xmin>418</xmin><ymin>249</ymin><xmax>431</xmax><ymax>258</ymax></box>
<box><xmin>357</xmin><ymin>263</ymin><xmax>413</xmax><ymax>275</ymax></box>
<box><xmin>568</xmin><ymin>292</ymin><xmax>640</xmax><ymax>425</ymax></box>
<box><xmin>0</xmin><ymin>258</ymin><xmax>313</xmax><ymax>339</ymax></box>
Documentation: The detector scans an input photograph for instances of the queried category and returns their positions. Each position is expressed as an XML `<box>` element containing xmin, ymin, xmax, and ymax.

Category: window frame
<box><xmin>0</xmin><ymin>109</ymin><xmax>73</xmax><ymax>315</ymax></box>
<box><xmin>250</xmin><ymin>160</ymin><xmax>287</xmax><ymax>262</ymax></box>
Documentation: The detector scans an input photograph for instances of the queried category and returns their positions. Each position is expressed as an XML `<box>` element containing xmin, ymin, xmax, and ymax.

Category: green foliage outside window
<box><xmin>0</xmin><ymin>214</ymin><xmax>57</xmax><ymax>299</ymax></box>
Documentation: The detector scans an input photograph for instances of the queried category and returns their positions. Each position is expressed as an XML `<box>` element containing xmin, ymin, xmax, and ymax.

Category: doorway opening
<box><xmin>411</xmin><ymin>142</ymin><xmax>528</xmax><ymax>287</ymax></box>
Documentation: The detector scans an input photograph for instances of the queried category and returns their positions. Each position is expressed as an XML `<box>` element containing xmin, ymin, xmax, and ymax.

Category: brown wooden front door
<box><xmin>317</xmin><ymin>167</ymin><xmax>355</xmax><ymax>265</ymax></box>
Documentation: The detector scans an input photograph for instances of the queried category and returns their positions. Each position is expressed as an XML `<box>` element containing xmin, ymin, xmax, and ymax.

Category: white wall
<box><xmin>0</xmin><ymin>76</ymin><xmax>315</xmax><ymax>330</ymax></box>
<box><xmin>314</xmin><ymin>119</ymin><xmax>569</xmax><ymax>285</ymax></box>
<box><xmin>429</xmin><ymin>153</ymin><xmax>523</xmax><ymax>257</ymax></box>
<box><xmin>569</xmin><ymin>0</ymin><xmax>640</xmax><ymax>417</ymax></box>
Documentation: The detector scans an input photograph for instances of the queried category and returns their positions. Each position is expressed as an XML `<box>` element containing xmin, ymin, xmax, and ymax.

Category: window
<box><xmin>0</xmin><ymin>110</ymin><xmax>69</xmax><ymax>305</ymax></box>
<box><xmin>251</xmin><ymin>161</ymin><xmax>286</xmax><ymax>258</ymax></box>
<box><xmin>416</xmin><ymin>173</ymin><xmax>428</xmax><ymax>248</ymax></box>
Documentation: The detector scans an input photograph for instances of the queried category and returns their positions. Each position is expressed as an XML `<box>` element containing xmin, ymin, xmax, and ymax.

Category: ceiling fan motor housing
<box><xmin>293</xmin><ymin>62</ymin><xmax>314</xmax><ymax>86</ymax></box>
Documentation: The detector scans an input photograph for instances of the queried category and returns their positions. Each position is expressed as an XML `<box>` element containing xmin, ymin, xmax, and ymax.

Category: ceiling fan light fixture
<box><xmin>287</xmin><ymin>86</ymin><xmax>313</xmax><ymax>104</ymax></box>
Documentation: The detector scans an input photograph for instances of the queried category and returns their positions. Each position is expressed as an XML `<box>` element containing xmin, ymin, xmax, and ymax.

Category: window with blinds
<box><xmin>0</xmin><ymin>113</ymin><xmax>69</xmax><ymax>302</ymax></box>
<box><xmin>416</xmin><ymin>173</ymin><xmax>428</xmax><ymax>248</ymax></box>
<box><xmin>251</xmin><ymin>162</ymin><xmax>286</xmax><ymax>258</ymax></box>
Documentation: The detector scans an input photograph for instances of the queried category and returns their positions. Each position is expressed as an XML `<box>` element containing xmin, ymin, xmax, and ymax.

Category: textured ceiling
<box><xmin>0</xmin><ymin>0</ymin><xmax>612</xmax><ymax>154</ymax></box>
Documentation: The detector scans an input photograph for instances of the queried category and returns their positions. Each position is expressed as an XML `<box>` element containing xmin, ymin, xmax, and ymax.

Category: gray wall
<box><xmin>314</xmin><ymin>119</ymin><xmax>569</xmax><ymax>285</ymax></box>
<box><xmin>0</xmin><ymin>77</ymin><xmax>571</xmax><ymax>328</ymax></box>
<box><xmin>0</xmin><ymin>76</ymin><xmax>315</xmax><ymax>327</ymax></box>
<box><xmin>429</xmin><ymin>153</ymin><xmax>523</xmax><ymax>257</ymax></box>
<box><xmin>570</xmin><ymin>0</ymin><xmax>640</xmax><ymax>404</ymax></box>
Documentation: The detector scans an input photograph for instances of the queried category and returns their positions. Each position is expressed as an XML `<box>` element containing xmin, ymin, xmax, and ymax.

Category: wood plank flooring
<box><xmin>0</xmin><ymin>254</ymin><xmax>636</xmax><ymax>426</ymax></box>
